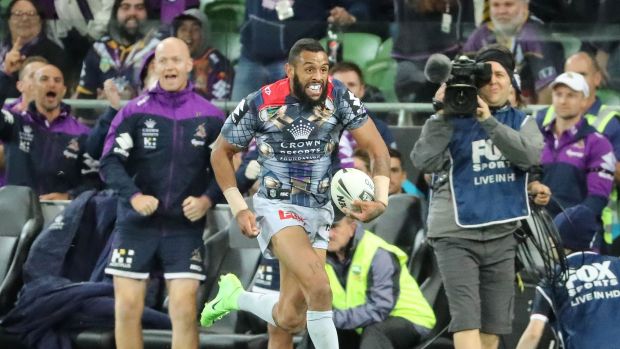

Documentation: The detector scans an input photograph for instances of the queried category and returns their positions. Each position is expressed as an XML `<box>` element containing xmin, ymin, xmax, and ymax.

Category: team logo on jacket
<box><xmin>63</xmin><ymin>138</ymin><xmax>80</xmax><ymax>159</ymax></box>
<box><xmin>142</xmin><ymin>118</ymin><xmax>159</xmax><ymax>149</ymax></box>
<box><xmin>19</xmin><ymin>124</ymin><xmax>33</xmax><ymax>153</ymax></box>
<box><xmin>191</xmin><ymin>123</ymin><xmax>206</xmax><ymax>147</ymax></box>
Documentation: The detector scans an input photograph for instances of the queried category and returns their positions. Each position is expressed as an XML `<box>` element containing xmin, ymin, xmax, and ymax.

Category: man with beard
<box><xmin>201</xmin><ymin>38</ymin><xmax>390</xmax><ymax>349</ymax></box>
<box><xmin>0</xmin><ymin>64</ymin><xmax>97</xmax><ymax>199</ymax></box>
<box><xmin>463</xmin><ymin>0</ymin><xmax>564</xmax><ymax>105</ymax></box>
<box><xmin>100</xmin><ymin>37</ymin><xmax>224</xmax><ymax>349</ymax></box>
<box><xmin>76</xmin><ymin>0</ymin><xmax>161</xmax><ymax>100</ymax></box>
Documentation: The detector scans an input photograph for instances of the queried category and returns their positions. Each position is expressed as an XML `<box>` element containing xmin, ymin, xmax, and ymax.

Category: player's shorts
<box><xmin>253</xmin><ymin>195</ymin><xmax>334</xmax><ymax>258</ymax></box>
<box><xmin>105</xmin><ymin>229</ymin><xmax>206</xmax><ymax>281</ymax></box>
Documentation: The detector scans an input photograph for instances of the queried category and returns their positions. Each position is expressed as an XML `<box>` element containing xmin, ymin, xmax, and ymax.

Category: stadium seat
<box><xmin>0</xmin><ymin>186</ymin><xmax>43</xmax><ymax>316</ymax></box>
<box><xmin>204</xmin><ymin>0</ymin><xmax>245</xmax><ymax>32</ymax></box>
<box><xmin>320</xmin><ymin>32</ymin><xmax>382</xmax><ymax>69</ymax></box>
<box><xmin>210</xmin><ymin>31</ymin><xmax>242</xmax><ymax>65</ymax></box>
<box><xmin>364</xmin><ymin>58</ymin><xmax>398</xmax><ymax>102</ymax></box>
<box><xmin>551</xmin><ymin>32</ymin><xmax>581</xmax><ymax>59</ymax></box>
<box><xmin>597</xmin><ymin>88</ymin><xmax>620</xmax><ymax>106</ymax></box>
<box><xmin>370</xmin><ymin>194</ymin><xmax>423</xmax><ymax>256</ymax></box>
<box><xmin>375</xmin><ymin>37</ymin><xmax>393</xmax><ymax>61</ymax></box>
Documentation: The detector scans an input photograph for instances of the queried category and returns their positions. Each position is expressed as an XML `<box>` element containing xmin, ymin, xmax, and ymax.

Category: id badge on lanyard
<box><xmin>441</xmin><ymin>2</ymin><xmax>452</xmax><ymax>34</ymax></box>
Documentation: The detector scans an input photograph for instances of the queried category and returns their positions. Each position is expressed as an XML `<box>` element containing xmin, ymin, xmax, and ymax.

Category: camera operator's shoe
<box><xmin>200</xmin><ymin>273</ymin><xmax>243</xmax><ymax>327</ymax></box>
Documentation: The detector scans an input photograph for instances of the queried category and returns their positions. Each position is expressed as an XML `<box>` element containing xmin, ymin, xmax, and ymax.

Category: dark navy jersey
<box><xmin>221</xmin><ymin>77</ymin><xmax>368</xmax><ymax>207</ymax></box>
<box><xmin>100</xmin><ymin>83</ymin><xmax>224</xmax><ymax>233</ymax></box>
<box><xmin>532</xmin><ymin>252</ymin><xmax>620</xmax><ymax>349</ymax></box>
<box><xmin>0</xmin><ymin>102</ymin><xmax>95</xmax><ymax>196</ymax></box>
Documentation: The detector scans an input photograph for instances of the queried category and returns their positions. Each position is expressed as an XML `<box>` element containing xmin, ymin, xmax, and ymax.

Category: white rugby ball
<box><xmin>331</xmin><ymin>168</ymin><xmax>375</xmax><ymax>213</ymax></box>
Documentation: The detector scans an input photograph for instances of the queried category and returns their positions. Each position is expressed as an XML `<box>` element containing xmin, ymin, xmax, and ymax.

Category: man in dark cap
<box><xmin>411</xmin><ymin>44</ymin><xmax>544</xmax><ymax>349</ymax></box>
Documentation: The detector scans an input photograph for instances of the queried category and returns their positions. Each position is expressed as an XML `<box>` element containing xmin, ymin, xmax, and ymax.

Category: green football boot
<box><xmin>200</xmin><ymin>273</ymin><xmax>243</xmax><ymax>327</ymax></box>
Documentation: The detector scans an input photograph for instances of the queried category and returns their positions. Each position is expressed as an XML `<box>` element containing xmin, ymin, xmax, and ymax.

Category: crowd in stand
<box><xmin>3</xmin><ymin>0</ymin><xmax>620</xmax><ymax>349</ymax></box>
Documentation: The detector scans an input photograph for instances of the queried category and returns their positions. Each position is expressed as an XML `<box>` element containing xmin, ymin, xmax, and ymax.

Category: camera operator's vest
<box><xmin>448</xmin><ymin>108</ymin><xmax>530</xmax><ymax>227</ymax></box>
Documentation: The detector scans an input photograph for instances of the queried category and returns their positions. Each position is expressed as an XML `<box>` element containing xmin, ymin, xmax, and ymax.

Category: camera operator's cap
<box><xmin>553</xmin><ymin>204</ymin><xmax>600</xmax><ymax>251</ymax></box>
<box><xmin>550</xmin><ymin>72</ymin><xmax>589</xmax><ymax>98</ymax></box>
<box><xmin>475</xmin><ymin>45</ymin><xmax>516</xmax><ymax>78</ymax></box>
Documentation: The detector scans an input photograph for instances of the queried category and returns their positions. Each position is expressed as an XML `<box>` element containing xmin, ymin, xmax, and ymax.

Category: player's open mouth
<box><xmin>306</xmin><ymin>83</ymin><xmax>322</xmax><ymax>98</ymax></box>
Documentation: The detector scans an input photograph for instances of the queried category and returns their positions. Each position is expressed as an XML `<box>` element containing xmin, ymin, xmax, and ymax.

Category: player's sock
<box><xmin>306</xmin><ymin>310</ymin><xmax>339</xmax><ymax>349</ymax></box>
<box><xmin>237</xmin><ymin>291</ymin><xmax>278</xmax><ymax>326</ymax></box>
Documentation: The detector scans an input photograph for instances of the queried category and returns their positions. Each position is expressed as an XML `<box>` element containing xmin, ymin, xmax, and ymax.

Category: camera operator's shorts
<box><xmin>105</xmin><ymin>230</ymin><xmax>206</xmax><ymax>281</ymax></box>
<box><xmin>430</xmin><ymin>234</ymin><xmax>517</xmax><ymax>334</ymax></box>
<box><xmin>253</xmin><ymin>195</ymin><xmax>334</xmax><ymax>258</ymax></box>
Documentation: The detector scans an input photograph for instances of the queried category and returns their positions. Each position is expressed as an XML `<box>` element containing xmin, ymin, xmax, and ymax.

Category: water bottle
<box><xmin>326</xmin><ymin>23</ymin><xmax>343</xmax><ymax>66</ymax></box>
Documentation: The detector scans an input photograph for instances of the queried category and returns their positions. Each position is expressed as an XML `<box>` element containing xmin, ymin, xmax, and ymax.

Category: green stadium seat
<box><xmin>204</xmin><ymin>0</ymin><xmax>245</xmax><ymax>32</ymax></box>
<box><xmin>364</xmin><ymin>58</ymin><xmax>398</xmax><ymax>102</ymax></box>
<box><xmin>551</xmin><ymin>32</ymin><xmax>581</xmax><ymax>60</ymax></box>
<box><xmin>320</xmin><ymin>32</ymin><xmax>382</xmax><ymax>69</ymax></box>
<box><xmin>210</xmin><ymin>31</ymin><xmax>241</xmax><ymax>64</ymax></box>
<box><xmin>597</xmin><ymin>88</ymin><xmax>620</xmax><ymax>106</ymax></box>
<box><xmin>375</xmin><ymin>37</ymin><xmax>393</xmax><ymax>61</ymax></box>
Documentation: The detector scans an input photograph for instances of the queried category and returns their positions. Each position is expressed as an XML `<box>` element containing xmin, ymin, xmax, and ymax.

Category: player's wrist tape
<box><xmin>373</xmin><ymin>175</ymin><xmax>389</xmax><ymax>207</ymax></box>
<box><xmin>223</xmin><ymin>187</ymin><xmax>248</xmax><ymax>217</ymax></box>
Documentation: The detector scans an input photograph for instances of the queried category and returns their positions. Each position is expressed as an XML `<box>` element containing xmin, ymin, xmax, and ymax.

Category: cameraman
<box><xmin>411</xmin><ymin>45</ymin><xmax>543</xmax><ymax>349</ymax></box>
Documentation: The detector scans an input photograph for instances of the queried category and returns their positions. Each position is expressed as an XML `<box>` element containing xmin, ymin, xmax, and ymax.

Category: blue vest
<box><xmin>448</xmin><ymin>108</ymin><xmax>530</xmax><ymax>227</ymax></box>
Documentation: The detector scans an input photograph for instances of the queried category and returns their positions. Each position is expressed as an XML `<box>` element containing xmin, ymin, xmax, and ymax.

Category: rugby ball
<box><xmin>330</xmin><ymin>168</ymin><xmax>375</xmax><ymax>213</ymax></box>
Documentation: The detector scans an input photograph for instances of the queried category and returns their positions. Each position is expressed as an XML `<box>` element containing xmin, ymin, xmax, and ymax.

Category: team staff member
<box><xmin>100</xmin><ymin>37</ymin><xmax>224</xmax><ymax>349</ymax></box>
<box><xmin>411</xmin><ymin>44</ymin><xmax>543</xmax><ymax>349</ymax></box>
<box><xmin>201</xmin><ymin>38</ymin><xmax>390</xmax><ymax>349</ymax></box>
<box><xmin>320</xmin><ymin>206</ymin><xmax>435</xmax><ymax>349</ymax></box>
<box><xmin>0</xmin><ymin>64</ymin><xmax>96</xmax><ymax>199</ymax></box>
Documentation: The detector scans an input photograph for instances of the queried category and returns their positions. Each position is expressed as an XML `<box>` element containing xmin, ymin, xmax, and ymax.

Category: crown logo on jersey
<box><xmin>23</xmin><ymin>125</ymin><xmax>32</xmax><ymax>134</ymax></box>
<box><xmin>144</xmin><ymin>119</ymin><xmax>156</xmax><ymax>129</ymax></box>
<box><xmin>287</xmin><ymin>118</ymin><xmax>315</xmax><ymax>140</ymax></box>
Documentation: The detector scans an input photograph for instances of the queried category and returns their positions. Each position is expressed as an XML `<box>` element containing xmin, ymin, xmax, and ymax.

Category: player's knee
<box><xmin>277</xmin><ymin>310</ymin><xmax>306</xmax><ymax>333</ymax></box>
<box><xmin>168</xmin><ymin>297</ymin><xmax>196</xmax><ymax>325</ymax></box>
<box><xmin>115</xmin><ymin>293</ymin><xmax>144</xmax><ymax>321</ymax></box>
<box><xmin>306</xmin><ymin>280</ymin><xmax>333</xmax><ymax>308</ymax></box>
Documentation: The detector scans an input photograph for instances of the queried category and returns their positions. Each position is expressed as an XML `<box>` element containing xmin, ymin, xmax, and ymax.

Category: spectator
<box><xmin>516</xmin><ymin>250</ymin><xmax>620</xmax><ymax>349</ymax></box>
<box><xmin>42</xmin><ymin>0</ymin><xmax>116</xmax><ymax>92</ymax></box>
<box><xmin>3</xmin><ymin>56</ymin><xmax>48</xmax><ymax>113</ymax></box>
<box><xmin>388</xmin><ymin>147</ymin><xmax>423</xmax><ymax>198</ymax></box>
<box><xmin>232</xmin><ymin>0</ymin><xmax>369</xmax><ymax>101</ymax></box>
<box><xmin>172</xmin><ymin>9</ymin><xmax>234</xmax><ymax>100</ymax></box>
<box><xmin>411</xmin><ymin>45</ymin><xmax>543</xmax><ymax>349</ymax></box>
<box><xmin>76</xmin><ymin>0</ymin><xmax>161</xmax><ymax>100</ymax></box>
<box><xmin>0</xmin><ymin>56</ymin><xmax>47</xmax><ymax>189</ymax></box>
<box><xmin>463</xmin><ymin>0</ymin><xmax>564</xmax><ymax>105</ymax></box>
<box><xmin>0</xmin><ymin>0</ymin><xmax>67</xmax><ymax>98</ymax></box>
<box><xmin>303</xmin><ymin>206</ymin><xmax>435</xmax><ymax>349</ymax></box>
<box><xmin>145</xmin><ymin>0</ymin><xmax>198</xmax><ymax>25</ymax></box>
<box><xmin>330</xmin><ymin>61</ymin><xmax>395</xmax><ymax>127</ymax></box>
<box><xmin>536</xmin><ymin>52</ymin><xmax>620</xmax><ymax>250</ymax></box>
<box><xmin>0</xmin><ymin>64</ymin><xmax>98</xmax><ymax>199</ymax></box>
<box><xmin>330</xmin><ymin>61</ymin><xmax>396</xmax><ymax>170</ymax></box>
<box><xmin>534</xmin><ymin>72</ymin><xmax>614</xmax><ymax>250</ymax></box>
<box><xmin>392</xmin><ymin>0</ymin><xmax>474</xmax><ymax>116</ymax></box>
<box><xmin>100</xmin><ymin>37</ymin><xmax>224</xmax><ymax>349</ymax></box>
<box><xmin>353</xmin><ymin>148</ymin><xmax>371</xmax><ymax>174</ymax></box>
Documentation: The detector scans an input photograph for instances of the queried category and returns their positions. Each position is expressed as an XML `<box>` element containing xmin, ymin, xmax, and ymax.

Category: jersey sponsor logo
<box><xmin>114</xmin><ymin>132</ymin><xmax>133</xmax><ymax>157</ymax></box>
<box><xmin>1</xmin><ymin>109</ymin><xmax>14</xmax><ymax>124</ymax></box>
<box><xmin>191</xmin><ymin>123</ymin><xmax>207</xmax><ymax>147</ymax></box>
<box><xmin>231</xmin><ymin>99</ymin><xmax>248</xmax><ymax>125</ymax></box>
<box><xmin>566</xmin><ymin>261</ymin><xmax>620</xmax><ymax>305</ymax></box>
<box><xmin>49</xmin><ymin>214</ymin><xmax>65</xmax><ymax>230</ymax></box>
<box><xmin>566</xmin><ymin>149</ymin><xmax>584</xmax><ymax>158</ymax></box>
<box><xmin>18</xmin><ymin>124</ymin><xmax>34</xmax><ymax>153</ymax></box>
<box><xmin>275</xmin><ymin>139</ymin><xmax>326</xmax><ymax>161</ymax></box>
<box><xmin>63</xmin><ymin>138</ymin><xmax>80</xmax><ymax>159</ymax></box>
<box><xmin>278</xmin><ymin>209</ymin><xmax>305</xmax><ymax>223</ymax></box>
<box><xmin>142</xmin><ymin>118</ymin><xmax>159</xmax><ymax>149</ymax></box>
<box><xmin>285</xmin><ymin>117</ymin><xmax>315</xmax><ymax>140</ymax></box>
<box><xmin>109</xmin><ymin>248</ymin><xmax>135</xmax><ymax>269</ymax></box>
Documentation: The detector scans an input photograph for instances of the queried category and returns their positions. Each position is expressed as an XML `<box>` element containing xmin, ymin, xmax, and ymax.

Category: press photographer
<box><xmin>410</xmin><ymin>45</ymin><xmax>543</xmax><ymax>349</ymax></box>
